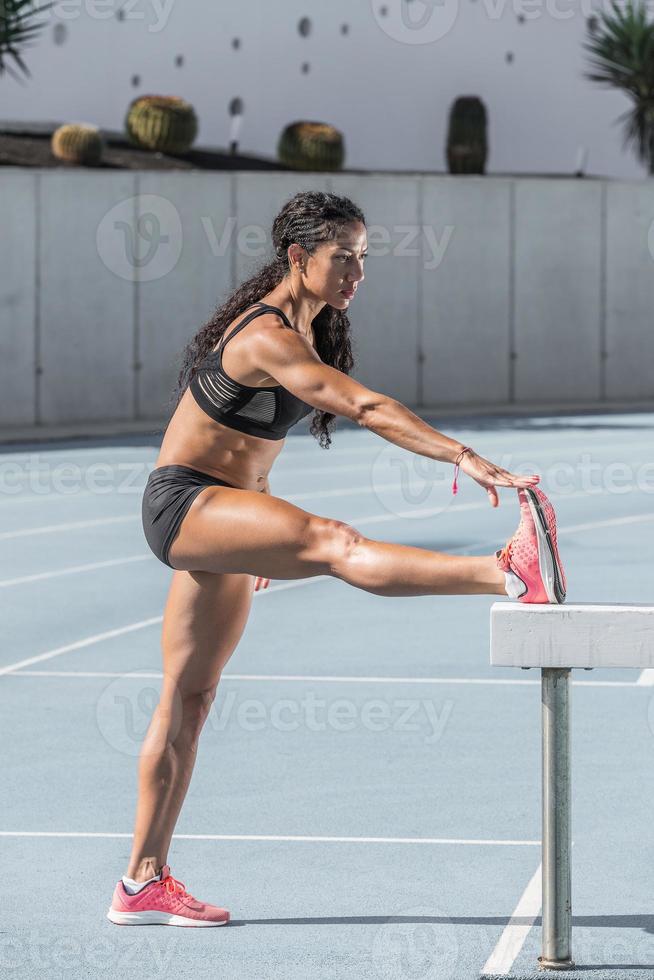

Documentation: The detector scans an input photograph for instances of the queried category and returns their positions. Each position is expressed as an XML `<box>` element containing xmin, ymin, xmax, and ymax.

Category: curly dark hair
<box><xmin>169</xmin><ymin>190</ymin><xmax>366</xmax><ymax>449</ymax></box>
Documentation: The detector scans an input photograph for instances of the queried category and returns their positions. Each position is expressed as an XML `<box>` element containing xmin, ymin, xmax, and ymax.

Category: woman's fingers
<box><xmin>499</xmin><ymin>474</ymin><xmax>540</xmax><ymax>487</ymax></box>
<box><xmin>461</xmin><ymin>451</ymin><xmax>540</xmax><ymax>504</ymax></box>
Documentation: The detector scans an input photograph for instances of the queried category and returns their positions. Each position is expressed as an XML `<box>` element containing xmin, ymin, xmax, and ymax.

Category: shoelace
<box><xmin>497</xmin><ymin>540</ymin><xmax>512</xmax><ymax>566</ymax></box>
<box><xmin>162</xmin><ymin>873</ymin><xmax>187</xmax><ymax>897</ymax></box>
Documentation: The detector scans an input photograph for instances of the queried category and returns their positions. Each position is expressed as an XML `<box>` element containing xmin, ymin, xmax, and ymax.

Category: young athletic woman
<box><xmin>107</xmin><ymin>191</ymin><xmax>566</xmax><ymax>927</ymax></box>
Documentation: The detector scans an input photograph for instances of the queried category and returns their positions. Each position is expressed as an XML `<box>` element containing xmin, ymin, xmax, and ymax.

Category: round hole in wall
<box><xmin>175</xmin><ymin>54</ymin><xmax>184</xmax><ymax>67</ymax></box>
<box><xmin>53</xmin><ymin>22</ymin><xmax>67</xmax><ymax>44</ymax></box>
<box><xmin>298</xmin><ymin>16</ymin><xmax>312</xmax><ymax>37</ymax></box>
<box><xmin>232</xmin><ymin>37</ymin><xmax>241</xmax><ymax>49</ymax></box>
<box><xmin>379</xmin><ymin>4</ymin><xmax>388</xmax><ymax>15</ymax></box>
<box><xmin>517</xmin><ymin>12</ymin><xmax>525</xmax><ymax>22</ymax></box>
<box><xmin>301</xmin><ymin>62</ymin><xmax>310</xmax><ymax>74</ymax></box>
<box><xmin>587</xmin><ymin>14</ymin><xmax>599</xmax><ymax>32</ymax></box>
<box><xmin>341</xmin><ymin>23</ymin><xmax>349</xmax><ymax>34</ymax></box>
<box><xmin>116</xmin><ymin>7</ymin><xmax>125</xmax><ymax>20</ymax></box>
<box><xmin>131</xmin><ymin>74</ymin><xmax>141</xmax><ymax>87</ymax></box>
<box><xmin>505</xmin><ymin>51</ymin><xmax>514</xmax><ymax>63</ymax></box>
<box><xmin>229</xmin><ymin>97</ymin><xmax>244</xmax><ymax>117</ymax></box>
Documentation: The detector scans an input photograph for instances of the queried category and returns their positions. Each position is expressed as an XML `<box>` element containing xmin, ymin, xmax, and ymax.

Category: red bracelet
<box><xmin>452</xmin><ymin>446</ymin><xmax>473</xmax><ymax>495</ymax></box>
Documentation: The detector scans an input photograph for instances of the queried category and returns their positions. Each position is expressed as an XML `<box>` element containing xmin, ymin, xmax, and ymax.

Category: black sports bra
<box><xmin>188</xmin><ymin>303</ymin><xmax>314</xmax><ymax>441</ymax></box>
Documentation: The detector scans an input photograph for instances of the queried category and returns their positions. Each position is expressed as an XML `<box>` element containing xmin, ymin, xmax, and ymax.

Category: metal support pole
<box><xmin>539</xmin><ymin>668</ymin><xmax>574</xmax><ymax>970</ymax></box>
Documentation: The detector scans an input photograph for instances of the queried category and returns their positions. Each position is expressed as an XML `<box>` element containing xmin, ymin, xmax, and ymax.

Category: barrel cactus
<box><xmin>277</xmin><ymin>121</ymin><xmax>345</xmax><ymax>171</ymax></box>
<box><xmin>125</xmin><ymin>95</ymin><xmax>198</xmax><ymax>154</ymax></box>
<box><xmin>51</xmin><ymin>123</ymin><xmax>103</xmax><ymax>166</ymax></box>
<box><xmin>446</xmin><ymin>97</ymin><xmax>488</xmax><ymax>175</ymax></box>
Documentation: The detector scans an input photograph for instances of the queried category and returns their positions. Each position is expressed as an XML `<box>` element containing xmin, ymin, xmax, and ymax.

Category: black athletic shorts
<box><xmin>141</xmin><ymin>464</ymin><xmax>237</xmax><ymax>569</ymax></box>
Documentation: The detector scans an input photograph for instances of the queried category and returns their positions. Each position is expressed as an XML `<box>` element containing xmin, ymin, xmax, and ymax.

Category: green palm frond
<box><xmin>0</xmin><ymin>0</ymin><xmax>54</xmax><ymax>80</ymax></box>
<box><xmin>582</xmin><ymin>0</ymin><xmax>654</xmax><ymax>171</ymax></box>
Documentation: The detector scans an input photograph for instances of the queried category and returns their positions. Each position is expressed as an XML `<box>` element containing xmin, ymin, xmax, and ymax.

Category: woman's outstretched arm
<box><xmin>250</xmin><ymin>321</ymin><xmax>540</xmax><ymax>505</ymax></box>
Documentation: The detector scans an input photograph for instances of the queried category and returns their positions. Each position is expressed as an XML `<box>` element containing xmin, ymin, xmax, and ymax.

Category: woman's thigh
<box><xmin>168</xmin><ymin>485</ymin><xmax>360</xmax><ymax>578</ymax></box>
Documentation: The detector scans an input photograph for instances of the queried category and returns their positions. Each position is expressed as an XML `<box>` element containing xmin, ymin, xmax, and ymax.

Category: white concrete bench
<box><xmin>490</xmin><ymin>601</ymin><xmax>654</xmax><ymax>971</ymax></box>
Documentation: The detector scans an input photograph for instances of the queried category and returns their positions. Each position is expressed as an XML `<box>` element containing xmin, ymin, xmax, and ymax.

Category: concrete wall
<box><xmin>1</xmin><ymin>169</ymin><xmax>653</xmax><ymax>433</ymax></box>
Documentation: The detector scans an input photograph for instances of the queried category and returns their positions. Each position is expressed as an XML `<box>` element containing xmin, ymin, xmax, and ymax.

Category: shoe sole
<box><xmin>107</xmin><ymin>909</ymin><xmax>228</xmax><ymax>927</ymax></box>
<box><xmin>523</xmin><ymin>487</ymin><xmax>566</xmax><ymax>604</ymax></box>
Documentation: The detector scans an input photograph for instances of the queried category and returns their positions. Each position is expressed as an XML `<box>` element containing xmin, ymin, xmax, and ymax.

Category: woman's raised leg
<box><xmin>168</xmin><ymin>485</ymin><xmax>507</xmax><ymax>597</ymax></box>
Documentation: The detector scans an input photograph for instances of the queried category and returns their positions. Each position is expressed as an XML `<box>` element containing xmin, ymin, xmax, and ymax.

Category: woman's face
<box><xmin>292</xmin><ymin>221</ymin><xmax>368</xmax><ymax>309</ymax></box>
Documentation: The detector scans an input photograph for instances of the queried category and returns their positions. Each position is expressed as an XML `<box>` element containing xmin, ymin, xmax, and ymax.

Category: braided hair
<box><xmin>169</xmin><ymin>190</ymin><xmax>366</xmax><ymax>449</ymax></box>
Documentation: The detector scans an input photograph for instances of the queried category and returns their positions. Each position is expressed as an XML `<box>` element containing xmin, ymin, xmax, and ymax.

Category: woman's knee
<box><xmin>159</xmin><ymin>682</ymin><xmax>217</xmax><ymax>743</ymax></box>
<box><xmin>308</xmin><ymin>517</ymin><xmax>365</xmax><ymax>573</ymax></box>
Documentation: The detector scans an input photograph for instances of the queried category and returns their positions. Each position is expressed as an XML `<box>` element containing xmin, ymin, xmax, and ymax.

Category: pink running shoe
<box><xmin>107</xmin><ymin>865</ymin><xmax>230</xmax><ymax>927</ymax></box>
<box><xmin>496</xmin><ymin>486</ymin><xmax>566</xmax><ymax>604</ymax></box>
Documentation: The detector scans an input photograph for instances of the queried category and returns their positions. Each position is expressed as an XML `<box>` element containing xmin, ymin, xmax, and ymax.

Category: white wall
<box><xmin>1</xmin><ymin>169</ymin><xmax>653</xmax><ymax>431</ymax></box>
<box><xmin>3</xmin><ymin>0</ymin><xmax>649</xmax><ymax>179</ymax></box>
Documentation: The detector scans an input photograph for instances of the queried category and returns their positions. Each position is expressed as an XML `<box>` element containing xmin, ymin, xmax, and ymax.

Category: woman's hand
<box><xmin>457</xmin><ymin>450</ymin><xmax>540</xmax><ymax>507</ymax></box>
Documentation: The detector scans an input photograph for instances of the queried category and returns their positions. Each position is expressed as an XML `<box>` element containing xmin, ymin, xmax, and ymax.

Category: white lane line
<box><xmin>0</xmin><ymin>577</ymin><xmax>328</xmax><ymax>673</ymax></box>
<box><xmin>0</xmin><ymin>831</ymin><xmax>540</xmax><ymax>845</ymax></box>
<box><xmin>0</xmin><ymin>617</ymin><xmax>163</xmax><ymax>677</ymax></box>
<box><xmin>3</xmin><ymin>670</ymin><xmax>640</xmax><ymax>688</ymax></box>
<box><xmin>481</xmin><ymin>863</ymin><xmax>542</xmax><ymax>976</ymax></box>
<box><xmin>0</xmin><ymin>515</ymin><xmax>136</xmax><ymax>539</ymax></box>
<box><xmin>0</xmin><ymin>554</ymin><xmax>152</xmax><ymax>587</ymax></box>
<box><xmin>561</xmin><ymin>512</ymin><xmax>654</xmax><ymax>534</ymax></box>
<box><xmin>5</xmin><ymin>490</ymin><xmax>137</xmax><ymax>505</ymax></box>
<box><xmin>0</xmin><ymin>575</ymin><xmax>335</xmax><ymax>673</ymax></box>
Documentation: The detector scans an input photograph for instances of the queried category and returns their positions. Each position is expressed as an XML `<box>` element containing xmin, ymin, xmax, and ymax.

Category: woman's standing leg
<box><xmin>125</xmin><ymin>569</ymin><xmax>254</xmax><ymax>881</ymax></box>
